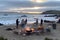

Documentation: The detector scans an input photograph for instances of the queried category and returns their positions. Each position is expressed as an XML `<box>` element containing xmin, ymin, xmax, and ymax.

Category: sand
<box><xmin>0</xmin><ymin>23</ymin><xmax>60</xmax><ymax>40</ymax></box>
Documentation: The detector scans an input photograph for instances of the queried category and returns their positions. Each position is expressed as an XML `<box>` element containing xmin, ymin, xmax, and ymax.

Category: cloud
<box><xmin>0</xmin><ymin>0</ymin><xmax>28</xmax><ymax>1</ymax></box>
<box><xmin>0</xmin><ymin>1</ymin><xmax>60</xmax><ymax>7</ymax></box>
<box><xmin>0</xmin><ymin>1</ymin><xmax>34</xmax><ymax>9</ymax></box>
<box><xmin>47</xmin><ymin>0</ymin><xmax>60</xmax><ymax>1</ymax></box>
<box><xmin>0</xmin><ymin>0</ymin><xmax>60</xmax><ymax>12</ymax></box>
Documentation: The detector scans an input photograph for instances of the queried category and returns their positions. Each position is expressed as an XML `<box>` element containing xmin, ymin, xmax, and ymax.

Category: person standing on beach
<box><xmin>36</xmin><ymin>18</ymin><xmax>38</xmax><ymax>25</ymax></box>
<box><xmin>16</xmin><ymin>19</ymin><xmax>19</xmax><ymax>29</ymax></box>
<box><xmin>25</xmin><ymin>19</ymin><xmax>27</xmax><ymax>25</ymax></box>
<box><xmin>21</xmin><ymin>19</ymin><xmax>25</xmax><ymax>28</ymax></box>
<box><xmin>40</xmin><ymin>19</ymin><xmax>43</xmax><ymax>26</ymax></box>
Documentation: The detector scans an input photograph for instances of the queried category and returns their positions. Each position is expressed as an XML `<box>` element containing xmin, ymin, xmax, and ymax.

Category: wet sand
<box><xmin>0</xmin><ymin>23</ymin><xmax>60</xmax><ymax>40</ymax></box>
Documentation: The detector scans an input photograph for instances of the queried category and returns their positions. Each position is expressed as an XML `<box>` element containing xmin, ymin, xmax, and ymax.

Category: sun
<box><xmin>31</xmin><ymin>0</ymin><xmax>46</xmax><ymax>3</ymax></box>
<box><xmin>36</xmin><ymin>0</ymin><xmax>45</xmax><ymax>3</ymax></box>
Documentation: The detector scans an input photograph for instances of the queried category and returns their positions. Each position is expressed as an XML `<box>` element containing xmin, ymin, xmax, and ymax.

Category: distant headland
<box><xmin>42</xmin><ymin>10</ymin><xmax>60</xmax><ymax>14</ymax></box>
<box><xmin>0</xmin><ymin>10</ymin><xmax>60</xmax><ymax>14</ymax></box>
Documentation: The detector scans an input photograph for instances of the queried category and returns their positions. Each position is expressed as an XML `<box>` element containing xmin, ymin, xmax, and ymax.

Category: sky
<box><xmin>0</xmin><ymin>0</ymin><xmax>60</xmax><ymax>13</ymax></box>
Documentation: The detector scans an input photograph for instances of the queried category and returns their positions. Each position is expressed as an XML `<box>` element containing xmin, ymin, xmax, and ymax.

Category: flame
<box><xmin>31</xmin><ymin>28</ymin><xmax>35</xmax><ymax>32</ymax></box>
<box><xmin>25</xmin><ymin>27</ymin><xmax>30</xmax><ymax>31</ymax></box>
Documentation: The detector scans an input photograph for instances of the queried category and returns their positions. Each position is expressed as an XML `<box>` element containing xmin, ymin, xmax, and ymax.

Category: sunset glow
<box><xmin>22</xmin><ymin>11</ymin><xmax>42</xmax><ymax>13</ymax></box>
<box><xmin>31</xmin><ymin>0</ymin><xmax>46</xmax><ymax>3</ymax></box>
<box><xmin>1</xmin><ymin>7</ymin><xmax>45</xmax><ymax>13</ymax></box>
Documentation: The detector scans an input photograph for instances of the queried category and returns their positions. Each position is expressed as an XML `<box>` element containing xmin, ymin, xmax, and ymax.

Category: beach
<box><xmin>0</xmin><ymin>23</ymin><xmax>60</xmax><ymax>40</ymax></box>
<box><xmin>0</xmin><ymin>0</ymin><xmax>60</xmax><ymax>40</ymax></box>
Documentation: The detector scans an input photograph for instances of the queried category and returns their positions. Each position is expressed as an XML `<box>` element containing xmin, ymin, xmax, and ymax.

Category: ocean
<box><xmin>0</xmin><ymin>13</ymin><xmax>58</xmax><ymax>25</ymax></box>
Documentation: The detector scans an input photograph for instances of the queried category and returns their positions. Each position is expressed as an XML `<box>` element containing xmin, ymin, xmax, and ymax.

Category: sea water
<box><xmin>0</xmin><ymin>13</ymin><xmax>58</xmax><ymax>25</ymax></box>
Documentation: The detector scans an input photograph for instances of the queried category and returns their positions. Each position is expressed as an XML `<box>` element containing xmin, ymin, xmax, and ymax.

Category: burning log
<box><xmin>31</xmin><ymin>28</ymin><xmax>35</xmax><ymax>32</ymax></box>
<box><xmin>24</xmin><ymin>27</ymin><xmax>32</xmax><ymax>35</ymax></box>
<box><xmin>37</xmin><ymin>26</ymin><xmax>44</xmax><ymax>33</ymax></box>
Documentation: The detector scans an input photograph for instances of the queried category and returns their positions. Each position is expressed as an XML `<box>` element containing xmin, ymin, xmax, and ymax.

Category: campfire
<box><xmin>31</xmin><ymin>28</ymin><xmax>35</xmax><ymax>32</ymax></box>
<box><xmin>38</xmin><ymin>26</ymin><xmax>44</xmax><ymax>30</ymax></box>
<box><xmin>22</xmin><ymin>27</ymin><xmax>35</xmax><ymax>33</ymax></box>
<box><xmin>25</xmin><ymin>27</ymin><xmax>31</xmax><ymax>31</ymax></box>
<box><xmin>19</xmin><ymin>26</ymin><xmax>44</xmax><ymax>35</ymax></box>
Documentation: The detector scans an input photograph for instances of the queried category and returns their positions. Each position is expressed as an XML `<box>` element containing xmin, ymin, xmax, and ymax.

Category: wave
<box><xmin>0</xmin><ymin>13</ymin><xmax>57</xmax><ymax>25</ymax></box>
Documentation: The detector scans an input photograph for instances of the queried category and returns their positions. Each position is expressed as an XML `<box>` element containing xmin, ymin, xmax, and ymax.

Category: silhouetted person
<box><xmin>21</xmin><ymin>19</ymin><xmax>25</xmax><ymax>28</ymax></box>
<box><xmin>36</xmin><ymin>18</ymin><xmax>38</xmax><ymax>25</ymax></box>
<box><xmin>16</xmin><ymin>19</ymin><xmax>19</xmax><ymax>29</ymax></box>
<box><xmin>40</xmin><ymin>19</ymin><xmax>43</xmax><ymax>26</ymax></box>
<box><xmin>52</xmin><ymin>22</ymin><xmax>56</xmax><ymax>29</ymax></box>
<box><xmin>25</xmin><ymin>19</ymin><xmax>27</xmax><ymax>25</ymax></box>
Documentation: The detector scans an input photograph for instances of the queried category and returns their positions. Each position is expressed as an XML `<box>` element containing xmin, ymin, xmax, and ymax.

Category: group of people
<box><xmin>15</xmin><ymin>18</ymin><xmax>57</xmax><ymax>35</ymax></box>
<box><xmin>16</xmin><ymin>18</ymin><xmax>44</xmax><ymax>29</ymax></box>
<box><xmin>20</xmin><ymin>19</ymin><xmax>27</xmax><ymax>28</ymax></box>
<box><xmin>16</xmin><ymin>19</ymin><xmax>27</xmax><ymax>29</ymax></box>
<box><xmin>34</xmin><ymin>18</ymin><xmax>43</xmax><ymax>26</ymax></box>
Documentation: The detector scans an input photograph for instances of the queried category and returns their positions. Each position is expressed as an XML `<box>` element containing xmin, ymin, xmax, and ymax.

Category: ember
<box><xmin>31</xmin><ymin>28</ymin><xmax>35</xmax><ymax>32</ymax></box>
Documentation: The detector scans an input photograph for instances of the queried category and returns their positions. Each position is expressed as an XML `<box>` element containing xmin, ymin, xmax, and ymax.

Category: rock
<box><xmin>57</xmin><ymin>19</ymin><xmax>60</xmax><ymax>23</ymax></box>
<box><xmin>21</xmin><ymin>15</ymin><xmax>27</xmax><ymax>17</ymax></box>
<box><xmin>0</xmin><ymin>23</ymin><xmax>4</xmax><ymax>26</ymax></box>
<box><xmin>6</xmin><ymin>28</ymin><xmax>13</xmax><ymax>31</ymax></box>
<box><xmin>44</xmin><ymin>20</ymin><xmax>54</xmax><ymax>23</ymax></box>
